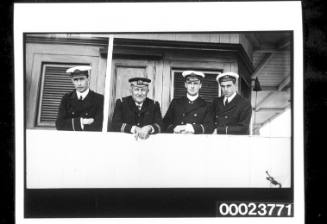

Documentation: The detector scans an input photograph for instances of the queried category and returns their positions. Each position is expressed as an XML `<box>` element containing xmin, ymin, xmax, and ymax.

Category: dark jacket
<box><xmin>163</xmin><ymin>96</ymin><xmax>212</xmax><ymax>134</ymax></box>
<box><xmin>110</xmin><ymin>96</ymin><xmax>163</xmax><ymax>133</ymax></box>
<box><xmin>55</xmin><ymin>90</ymin><xmax>104</xmax><ymax>131</ymax></box>
<box><xmin>211</xmin><ymin>94</ymin><xmax>252</xmax><ymax>135</ymax></box>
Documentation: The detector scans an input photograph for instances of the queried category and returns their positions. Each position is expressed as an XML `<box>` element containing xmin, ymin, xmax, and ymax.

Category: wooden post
<box><xmin>102</xmin><ymin>35</ymin><xmax>114</xmax><ymax>132</ymax></box>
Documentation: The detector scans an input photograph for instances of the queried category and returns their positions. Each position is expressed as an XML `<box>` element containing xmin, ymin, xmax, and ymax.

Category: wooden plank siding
<box><xmin>252</xmin><ymin>50</ymin><xmax>291</xmax><ymax>88</ymax></box>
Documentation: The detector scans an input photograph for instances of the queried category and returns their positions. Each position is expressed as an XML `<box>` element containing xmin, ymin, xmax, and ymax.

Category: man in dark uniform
<box><xmin>110</xmin><ymin>77</ymin><xmax>163</xmax><ymax>140</ymax></box>
<box><xmin>55</xmin><ymin>66</ymin><xmax>104</xmax><ymax>131</ymax></box>
<box><xmin>163</xmin><ymin>71</ymin><xmax>212</xmax><ymax>134</ymax></box>
<box><xmin>211</xmin><ymin>72</ymin><xmax>252</xmax><ymax>135</ymax></box>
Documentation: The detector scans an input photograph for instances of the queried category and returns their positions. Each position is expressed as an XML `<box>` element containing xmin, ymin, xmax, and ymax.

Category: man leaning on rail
<box><xmin>209</xmin><ymin>72</ymin><xmax>252</xmax><ymax>135</ymax></box>
<box><xmin>163</xmin><ymin>70</ymin><xmax>212</xmax><ymax>134</ymax></box>
<box><xmin>110</xmin><ymin>77</ymin><xmax>163</xmax><ymax>140</ymax></box>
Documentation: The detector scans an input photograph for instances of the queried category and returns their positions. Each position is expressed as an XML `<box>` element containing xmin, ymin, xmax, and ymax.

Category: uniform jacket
<box><xmin>55</xmin><ymin>90</ymin><xmax>104</xmax><ymax>131</ymax></box>
<box><xmin>211</xmin><ymin>94</ymin><xmax>252</xmax><ymax>135</ymax></box>
<box><xmin>163</xmin><ymin>96</ymin><xmax>212</xmax><ymax>134</ymax></box>
<box><xmin>110</xmin><ymin>96</ymin><xmax>163</xmax><ymax>133</ymax></box>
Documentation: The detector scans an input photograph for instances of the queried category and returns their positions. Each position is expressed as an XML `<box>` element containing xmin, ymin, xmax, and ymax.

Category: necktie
<box><xmin>79</xmin><ymin>96</ymin><xmax>83</xmax><ymax>101</ymax></box>
<box><xmin>224</xmin><ymin>98</ymin><xmax>228</xmax><ymax>106</ymax></box>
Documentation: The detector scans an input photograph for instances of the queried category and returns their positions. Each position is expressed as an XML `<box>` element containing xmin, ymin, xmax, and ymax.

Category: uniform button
<box><xmin>215</xmin><ymin>122</ymin><xmax>218</xmax><ymax>125</ymax></box>
<box><xmin>137</xmin><ymin>123</ymin><xmax>140</xmax><ymax>126</ymax></box>
<box><xmin>193</xmin><ymin>122</ymin><xmax>196</xmax><ymax>124</ymax></box>
<box><xmin>72</xmin><ymin>112</ymin><xmax>75</xmax><ymax>115</ymax></box>
<box><xmin>216</xmin><ymin>115</ymin><xmax>218</xmax><ymax>118</ymax></box>
<box><xmin>194</xmin><ymin>113</ymin><xmax>197</xmax><ymax>117</ymax></box>
<box><xmin>85</xmin><ymin>113</ymin><xmax>88</xmax><ymax>116</ymax></box>
<box><xmin>181</xmin><ymin>122</ymin><xmax>184</xmax><ymax>125</ymax></box>
<box><xmin>189</xmin><ymin>101</ymin><xmax>193</xmax><ymax>104</ymax></box>
<box><xmin>182</xmin><ymin>113</ymin><xmax>185</xmax><ymax>117</ymax></box>
<box><xmin>225</xmin><ymin>116</ymin><xmax>228</xmax><ymax>119</ymax></box>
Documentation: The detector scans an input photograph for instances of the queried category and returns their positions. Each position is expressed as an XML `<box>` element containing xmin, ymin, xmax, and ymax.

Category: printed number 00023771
<box><xmin>217</xmin><ymin>202</ymin><xmax>293</xmax><ymax>217</ymax></box>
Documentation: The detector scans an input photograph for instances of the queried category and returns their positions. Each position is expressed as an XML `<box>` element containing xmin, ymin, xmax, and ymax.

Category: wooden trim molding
<box><xmin>25</xmin><ymin>34</ymin><xmax>108</xmax><ymax>47</ymax></box>
<box><xmin>106</xmin><ymin>38</ymin><xmax>255</xmax><ymax>74</ymax></box>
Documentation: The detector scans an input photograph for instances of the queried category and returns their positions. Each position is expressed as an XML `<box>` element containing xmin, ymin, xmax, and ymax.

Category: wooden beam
<box><xmin>26</xmin><ymin>34</ymin><xmax>109</xmax><ymax>47</ymax></box>
<box><xmin>102</xmin><ymin>36</ymin><xmax>114</xmax><ymax>132</ymax></box>
<box><xmin>252</xmin><ymin>113</ymin><xmax>280</xmax><ymax>134</ymax></box>
<box><xmin>278</xmin><ymin>75</ymin><xmax>291</xmax><ymax>91</ymax></box>
<box><xmin>259</xmin><ymin>86</ymin><xmax>278</xmax><ymax>91</ymax></box>
<box><xmin>277</xmin><ymin>39</ymin><xmax>291</xmax><ymax>50</ymax></box>
<box><xmin>252</xmin><ymin>105</ymin><xmax>290</xmax><ymax>132</ymax></box>
<box><xmin>251</xmin><ymin>49</ymin><xmax>289</xmax><ymax>53</ymax></box>
<box><xmin>255</xmin><ymin>107</ymin><xmax>285</xmax><ymax>112</ymax></box>
<box><xmin>254</xmin><ymin>91</ymin><xmax>275</xmax><ymax>109</ymax></box>
<box><xmin>251</xmin><ymin>53</ymin><xmax>273</xmax><ymax>78</ymax></box>
<box><xmin>245</xmin><ymin>34</ymin><xmax>261</xmax><ymax>49</ymax></box>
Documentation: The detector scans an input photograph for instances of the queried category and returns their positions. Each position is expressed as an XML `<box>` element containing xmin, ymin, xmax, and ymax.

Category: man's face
<box><xmin>130</xmin><ymin>85</ymin><xmax>149</xmax><ymax>103</ymax></box>
<box><xmin>184</xmin><ymin>77</ymin><xmax>202</xmax><ymax>96</ymax></box>
<box><xmin>72</xmin><ymin>75</ymin><xmax>89</xmax><ymax>93</ymax></box>
<box><xmin>220</xmin><ymin>80</ymin><xmax>236</xmax><ymax>98</ymax></box>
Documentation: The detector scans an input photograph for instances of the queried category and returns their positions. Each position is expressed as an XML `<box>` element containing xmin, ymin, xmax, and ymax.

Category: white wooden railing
<box><xmin>26</xmin><ymin>130</ymin><xmax>291</xmax><ymax>189</ymax></box>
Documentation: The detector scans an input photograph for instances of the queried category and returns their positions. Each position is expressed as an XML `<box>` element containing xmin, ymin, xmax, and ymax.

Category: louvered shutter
<box><xmin>173</xmin><ymin>71</ymin><xmax>220</xmax><ymax>103</ymax></box>
<box><xmin>37</xmin><ymin>64</ymin><xmax>78</xmax><ymax>127</ymax></box>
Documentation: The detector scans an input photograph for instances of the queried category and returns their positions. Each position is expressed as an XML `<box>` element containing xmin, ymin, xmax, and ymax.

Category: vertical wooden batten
<box><xmin>102</xmin><ymin>36</ymin><xmax>114</xmax><ymax>132</ymax></box>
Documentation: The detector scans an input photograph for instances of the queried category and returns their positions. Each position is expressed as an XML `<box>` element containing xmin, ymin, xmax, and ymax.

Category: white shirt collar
<box><xmin>224</xmin><ymin>92</ymin><xmax>237</xmax><ymax>103</ymax></box>
<box><xmin>135</xmin><ymin>102</ymin><xmax>143</xmax><ymax>107</ymax></box>
<box><xmin>76</xmin><ymin>88</ymin><xmax>90</xmax><ymax>100</ymax></box>
<box><xmin>187</xmin><ymin>93</ymin><xmax>199</xmax><ymax>101</ymax></box>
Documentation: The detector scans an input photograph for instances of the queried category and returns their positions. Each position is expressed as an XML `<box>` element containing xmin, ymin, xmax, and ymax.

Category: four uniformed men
<box><xmin>110</xmin><ymin>77</ymin><xmax>163</xmax><ymax>139</ymax></box>
<box><xmin>56</xmin><ymin>68</ymin><xmax>252</xmax><ymax>136</ymax></box>
<box><xmin>55</xmin><ymin>66</ymin><xmax>104</xmax><ymax>131</ymax></box>
<box><xmin>163</xmin><ymin>71</ymin><xmax>212</xmax><ymax>134</ymax></box>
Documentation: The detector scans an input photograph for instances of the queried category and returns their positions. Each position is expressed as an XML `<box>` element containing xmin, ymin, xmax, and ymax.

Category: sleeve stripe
<box><xmin>121</xmin><ymin>123</ymin><xmax>126</xmax><ymax>132</ymax></box>
<box><xmin>200</xmin><ymin>124</ymin><xmax>205</xmax><ymax>134</ymax></box>
<box><xmin>154</xmin><ymin>123</ymin><xmax>161</xmax><ymax>133</ymax></box>
<box><xmin>72</xmin><ymin>118</ymin><xmax>75</xmax><ymax>131</ymax></box>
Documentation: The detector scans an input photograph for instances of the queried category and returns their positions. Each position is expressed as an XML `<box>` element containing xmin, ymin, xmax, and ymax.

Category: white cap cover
<box><xmin>66</xmin><ymin>66</ymin><xmax>92</xmax><ymax>74</ymax></box>
<box><xmin>182</xmin><ymin>70</ymin><xmax>205</xmax><ymax>79</ymax></box>
<box><xmin>216</xmin><ymin>72</ymin><xmax>239</xmax><ymax>82</ymax></box>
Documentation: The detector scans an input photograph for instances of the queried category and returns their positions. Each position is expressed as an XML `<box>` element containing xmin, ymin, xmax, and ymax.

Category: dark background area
<box><xmin>303</xmin><ymin>0</ymin><xmax>327</xmax><ymax>223</ymax></box>
<box><xmin>1</xmin><ymin>0</ymin><xmax>326</xmax><ymax>223</ymax></box>
<box><xmin>25</xmin><ymin>188</ymin><xmax>292</xmax><ymax>218</ymax></box>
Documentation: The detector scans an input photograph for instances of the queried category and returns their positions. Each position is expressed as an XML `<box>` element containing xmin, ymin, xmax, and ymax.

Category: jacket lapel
<box><xmin>216</xmin><ymin>95</ymin><xmax>238</xmax><ymax>115</ymax></box>
<box><xmin>70</xmin><ymin>91</ymin><xmax>78</xmax><ymax>100</ymax></box>
<box><xmin>69</xmin><ymin>91</ymin><xmax>80</xmax><ymax>109</ymax></box>
<box><xmin>82</xmin><ymin>90</ymin><xmax>93</xmax><ymax>104</ymax></box>
<box><xmin>139</xmin><ymin>98</ymin><xmax>150</xmax><ymax>113</ymax></box>
<box><xmin>126</xmin><ymin>96</ymin><xmax>139</xmax><ymax>113</ymax></box>
<box><xmin>225</xmin><ymin>94</ymin><xmax>240</xmax><ymax>108</ymax></box>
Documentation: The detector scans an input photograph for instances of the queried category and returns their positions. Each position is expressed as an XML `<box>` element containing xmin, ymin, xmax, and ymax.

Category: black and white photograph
<box><xmin>14</xmin><ymin>2</ymin><xmax>304</xmax><ymax>224</ymax></box>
